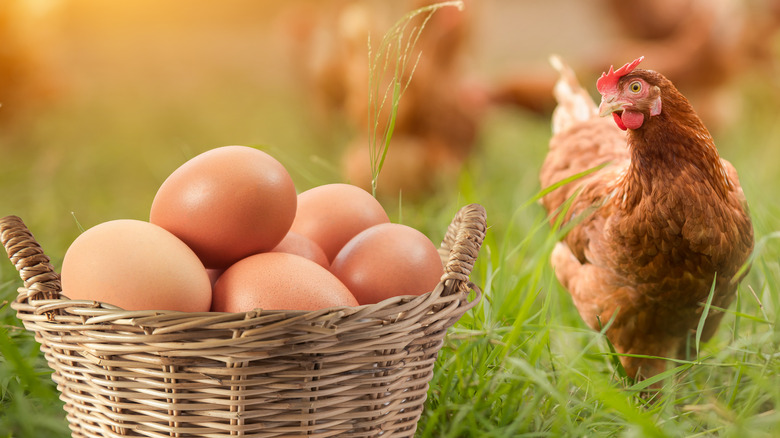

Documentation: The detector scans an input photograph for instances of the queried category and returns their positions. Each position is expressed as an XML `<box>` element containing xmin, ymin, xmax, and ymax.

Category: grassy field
<box><xmin>2</xmin><ymin>2</ymin><xmax>780</xmax><ymax>437</ymax></box>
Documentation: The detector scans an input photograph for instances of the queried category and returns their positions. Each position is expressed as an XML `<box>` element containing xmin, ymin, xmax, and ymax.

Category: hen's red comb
<box><xmin>597</xmin><ymin>56</ymin><xmax>644</xmax><ymax>95</ymax></box>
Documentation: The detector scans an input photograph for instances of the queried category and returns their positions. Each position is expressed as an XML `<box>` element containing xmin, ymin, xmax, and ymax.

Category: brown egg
<box><xmin>330</xmin><ymin>223</ymin><xmax>444</xmax><ymax>305</ymax></box>
<box><xmin>271</xmin><ymin>231</ymin><xmax>330</xmax><ymax>268</ymax></box>
<box><xmin>290</xmin><ymin>183</ymin><xmax>390</xmax><ymax>262</ymax></box>
<box><xmin>212</xmin><ymin>252</ymin><xmax>358</xmax><ymax>312</ymax></box>
<box><xmin>61</xmin><ymin>219</ymin><xmax>211</xmax><ymax>312</ymax></box>
<box><xmin>150</xmin><ymin>145</ymin><xmax>297</xmax><ymax>269</ymax></box>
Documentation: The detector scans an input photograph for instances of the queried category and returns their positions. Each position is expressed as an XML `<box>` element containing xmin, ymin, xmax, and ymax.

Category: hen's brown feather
<box><xmin>542</xmin><ymin>58</ymin><xmax>754</xmax><ymax>381</ymax></box>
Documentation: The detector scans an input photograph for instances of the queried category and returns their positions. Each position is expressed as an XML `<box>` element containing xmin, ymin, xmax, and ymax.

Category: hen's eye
<box><xmin>629</xmin><ymin>81</ymin><xmax>642</xmax><ymax>93</ymax></box>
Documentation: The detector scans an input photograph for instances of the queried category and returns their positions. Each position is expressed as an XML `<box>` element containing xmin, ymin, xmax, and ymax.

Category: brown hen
<box><xmin>541</xmin><ymin>56</ymin><xmax>754</xmax><ymax>381</ymax></box>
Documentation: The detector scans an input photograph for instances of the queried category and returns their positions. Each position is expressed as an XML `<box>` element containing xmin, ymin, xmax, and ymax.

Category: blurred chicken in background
<box><xmin>491</xmin><ymin>0</ymin><xmax>780</xmax><ymax>127</ymax></box>
<box><xmin>281</xmin><ymin>0</ymin><xmax>488</xmax><ymax>201</ymax></box>
<box><xmin>596</xmin><ymin>0</ymin><xmax>780</xmax><ymax>126</ymax></box>
<box><xmin>281</xmin><ymin>0</ymin><xmax>780</xmax><ymax>200</ymax></box>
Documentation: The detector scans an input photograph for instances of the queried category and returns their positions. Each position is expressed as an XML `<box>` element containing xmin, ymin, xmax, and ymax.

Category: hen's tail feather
<box><xmin>549</xmin><ymin>55</ymin><xmax>598</xmax><ymax>134</ymax></box>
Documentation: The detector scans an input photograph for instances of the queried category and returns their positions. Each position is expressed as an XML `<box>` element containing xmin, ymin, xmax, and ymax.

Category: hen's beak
<box><xmin>598</xmin><ymin>97</ymin><xmax>627</xmax><ymax>117</ymax></box>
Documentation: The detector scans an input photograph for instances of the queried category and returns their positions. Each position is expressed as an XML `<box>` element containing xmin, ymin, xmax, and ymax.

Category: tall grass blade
<box><xmin>695</xmin><ymin>274</ymin><xmax>717</xmax><ymax>357</ymax></box>
<box><xmin>366</xmin><ymin>1</ymin><xmax>464</xmax><ymax>197</ymax></box>
<box><xmin>628</xmin><ymin>363</ymin><xmax>693</xmax><ymax>392</ymax></box>
<box><xmin>525</xmin><ymin>161</ymin><xmax>610</xmax><ymax>208</ymax></box>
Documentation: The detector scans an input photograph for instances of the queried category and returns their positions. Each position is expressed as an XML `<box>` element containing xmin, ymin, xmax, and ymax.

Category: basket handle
<box><xmin>439</xmin><ymin>203</ymin><xmax>487</xmax><ymax>295</ymax></box>
<box><xmin>0</xmin><ymin>215</ymin><xmax>61</xmax><ymax>301</ymax></box>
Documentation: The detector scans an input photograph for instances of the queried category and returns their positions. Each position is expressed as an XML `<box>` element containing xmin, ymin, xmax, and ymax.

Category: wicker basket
<box><xmin>0</xmin><ymin>203</ymin><xmax>486</xmax><ymax>437</ymax></box>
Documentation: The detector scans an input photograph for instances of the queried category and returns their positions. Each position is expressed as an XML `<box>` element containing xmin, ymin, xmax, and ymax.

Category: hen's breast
<box><xmin>603</xmin><ymin>163</ymin><xmax>752</xmax><ymax>305</ymax></box>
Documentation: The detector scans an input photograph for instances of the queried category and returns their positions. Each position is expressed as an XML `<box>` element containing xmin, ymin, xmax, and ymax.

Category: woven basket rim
<box><xmin>2</xmin><ymin>203</ymin><xmax>487</xmax><ymax>323</ymax></box>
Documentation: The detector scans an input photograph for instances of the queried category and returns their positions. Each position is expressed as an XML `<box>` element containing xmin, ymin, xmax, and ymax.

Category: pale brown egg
<box><xmin>270</xmin><ymin>231</ymin><xmax>330</xmax><ymax>268</ymax></box>
<box><xmin>330</xmin><ymin>223</ymin><xmax>444</xmax><ymax>305</ymax></box>
<box><xmin>212</xmin><ymin>252</ymin><xmax>357</xmax><ymax>312</ymax></box>
<box><xmin>290</xmin><ymin>183</ymin><xmax>390</xmax><ymax>262</ymax></box>
<box><xmin>150</xmin><ymin>145</ymin><xmax>297</xmax><ymax>269</ymax></box>
<box><xmin>61</xmin><ymin>219</ymin><xmax>212</xmax><ymax>312</ymax></box>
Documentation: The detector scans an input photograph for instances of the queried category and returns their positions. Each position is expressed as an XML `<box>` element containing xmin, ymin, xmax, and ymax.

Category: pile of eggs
<box><xmin>60</xmin><ymin>146</ymin><xmax>445</xmax><ymax>313</ymax></box>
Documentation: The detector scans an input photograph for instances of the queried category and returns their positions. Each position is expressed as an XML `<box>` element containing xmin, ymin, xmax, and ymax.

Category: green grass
<box><xmin>2</xmin><ymin>8</ymin><xmax>780</xmax><ymax>438</ymax></box>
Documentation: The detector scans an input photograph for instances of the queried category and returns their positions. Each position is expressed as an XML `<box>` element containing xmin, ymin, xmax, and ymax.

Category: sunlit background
<box><xmin>3</xmin><ymin>0</ymin><xmax>777</xmax><ymax>246</ymax></box>
<box><xmin>2</xmin><ymin>0</ymin><xmax>780</xmax><ymax>435</ymax></box>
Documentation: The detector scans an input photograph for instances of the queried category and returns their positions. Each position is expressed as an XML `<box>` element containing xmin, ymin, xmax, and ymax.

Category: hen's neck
<box><xmin>619</xmin><ymin>99</ymin><xmax>730</xmax><ymax>208</ymax></box>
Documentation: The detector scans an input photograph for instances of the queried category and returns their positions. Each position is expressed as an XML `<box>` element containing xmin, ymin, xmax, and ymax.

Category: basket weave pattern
<box><xmin>1</xmin><ymin>204</ymin><xmax>486</xmax><ymax>437</ymax></box>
